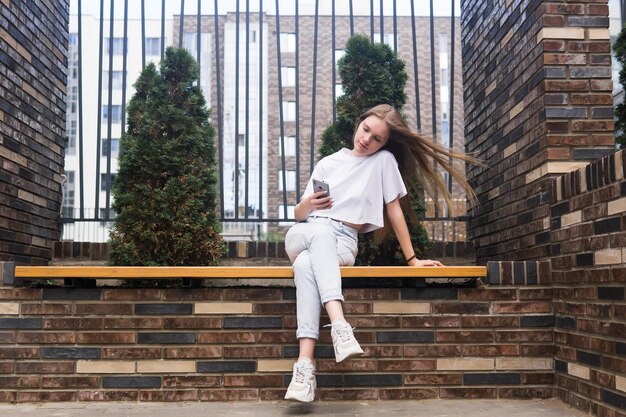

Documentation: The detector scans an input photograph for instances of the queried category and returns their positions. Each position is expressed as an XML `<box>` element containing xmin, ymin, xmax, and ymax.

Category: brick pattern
<box><xmin>0</xmin><ymin>283</ymin><xmax>555</xmax><ymax>402</ymax></box>
<box><xmin>462</xmin><ymin>2</ymin><xmax>624</xmax><ymax>415</ymax></box>
<box><xmin>549</xmin><ymin>150</ymin><xmax>626</xmax><ymax>417</ymax></box>
<box><xmin>0</xmin><ymin>1</ymin><xmax>68</xmax><ymax>264</ymax></box>
<box><xmin>462</xmin><ymin>0</ymin><xmax>614</xmax><ymax>263</ymax></box>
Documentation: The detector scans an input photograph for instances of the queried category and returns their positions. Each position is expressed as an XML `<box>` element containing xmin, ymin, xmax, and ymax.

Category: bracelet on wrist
<box><xmin>406</xmin><ymin>254</ymin><xmax>417</xmax><ymax>263</ymax></box>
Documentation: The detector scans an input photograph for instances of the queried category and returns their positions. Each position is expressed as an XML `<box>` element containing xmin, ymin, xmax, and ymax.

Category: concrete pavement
<box><xmin>0</xmin><ymin>398</ymin><xmax>590</xmax><ymax>416</ymax></box>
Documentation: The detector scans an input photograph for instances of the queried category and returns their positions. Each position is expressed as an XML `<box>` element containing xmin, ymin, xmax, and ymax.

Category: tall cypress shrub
<box><xmin>319</xmin><ymin>34</ymin><xmax>431</xmax><ymax>265</ymax></box>
<box><xmin>109</xmin><ymin>47</ymin><xmax>223</xmax><ymax>266</ymax></box>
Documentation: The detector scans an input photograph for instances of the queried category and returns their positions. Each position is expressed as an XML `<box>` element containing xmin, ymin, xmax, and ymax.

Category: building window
<box><xmin>102</xmin><ymin>105</ymin><xmax>122</xmax><ymax>124</ymax></box>
<box><xmin>280</xmin><ymin>32</ymin><xmax>296</xmax><ymax>53</ymax></box>
<box><xmin>440</xmin><ymin>120</ymin><xmax>450</xmax><ymax>146</ymax></box>
<box><xmin>105</xmin><ymin>37</ymin><xmax>125</xmax><ymax>55</ymax></box>
<box><xmin>101</xmin><ymin>138</ymin><xmax>120</xmax><ymax>158</ymax></box>
<box><xmin>145</xmin><ymin>37</ymin><xmax>161</xmax><ymax>56</ymax></box>
<box><xmin>66</xmin><ymin>120</ymin><xmax>77</xmax><ymax>154</ymax></box>
<box><xmin>278</xmin><ymin>170</ymin><xmax>296</xmax><ymax>191</ymax></box>
<box><xmin>374</xmin><ymin>33</ymin><xmax>395</xmax><ymax>50</ymax></box>
<box><xmin>61</xmin><ymin>171</ymin><xmax>75</xmax><ymax>217</ymax></box>
<box><xmin>103</xmin><ymin>71</ymin><xmax>125</xmax><ymax>89</ymax></box>
<box><xmin>100</xmin><ymin>173</ymin><xmax>117</xmax><ymax>192</ymax></box>
<box><xmin>69</xmin><ymin>33</ymin><xmax>78</xmax><ymax>46</ymax></box>
<box><xmin>278</xmin><ymin>136</ymin><xmax>296</xmax><ymax>157</ymax></box>
<box><xmin>99</xmin><ymin>208</ymin><xmax>117</xmax><ymax>220</ymax></box>
<box><xmin>277</xmin><ymin>204</ymin><xmax>295</xmax><ymax>226</ymax></box>
<box><xmin>335</xmin><ymin>49</ymin><xmax>345</xmax><ymax>71</ymax></box>
<box><xmin>282</xmin><ymin>101</ymin><xmax>296</xmax><ymax>121</ymax></box>
<box><xmin>237</xmin><ymin>134</ymin><xmax>246</xmax><ymax>147</ymax></box>
<box><xmin>281</xmin><ymin>67</ymin><xmax>296</xmax><ymax>87</ymax></box>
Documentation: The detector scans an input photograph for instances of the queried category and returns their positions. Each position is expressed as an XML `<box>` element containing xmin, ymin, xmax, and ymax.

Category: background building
<box><xmin>61</xmin><ymin>5</ymin><xmax>468</xmax><ymax>243</ymax></box>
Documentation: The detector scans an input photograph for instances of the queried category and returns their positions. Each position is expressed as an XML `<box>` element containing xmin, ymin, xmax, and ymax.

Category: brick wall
<box><xmin>462</xmin><ymin>0</ymin><xmax>614</xmax><ymax>263</ymax></box>
<box><xmin>549</xmin><ymin>150</ymin><xmax>626</xmax><ymax>417</ymax></box>
<box><xmin>461</xmin><ymin>2</ymin><xmax>625</xmax><ymax>415</ymax></box>
<box><xmin>0</xmin><ymin>262</ymin><xmax>555</xmax><ymax>402</ymax></box>
<box><xmin>0</xmin><ymin>1</ymin><xmax>68</xmax><ymax>265</ymax></box>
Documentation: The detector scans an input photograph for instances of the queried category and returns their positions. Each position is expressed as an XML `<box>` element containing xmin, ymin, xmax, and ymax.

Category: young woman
<box><xmin>284</xmin><ymin>104</ymin><xmax>476</xmax><ymax>402</ymax></box>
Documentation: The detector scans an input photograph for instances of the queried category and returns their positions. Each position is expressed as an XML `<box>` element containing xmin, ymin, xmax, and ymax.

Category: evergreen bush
<box><xmin>319</xmin><ymin>34</ymin><xmax>431</xmax><ymax>265</ymax></box>
<box><xmin>109</xmin><ymin>47</ymin><xmax>223</xmax><ymax>268</ymax></box>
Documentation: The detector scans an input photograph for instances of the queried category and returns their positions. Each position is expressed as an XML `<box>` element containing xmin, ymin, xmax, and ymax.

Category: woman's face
<box><xmin>351</xmin><ymin>115</ymin><xmax>390</xmax><ymax>157</ymax></box>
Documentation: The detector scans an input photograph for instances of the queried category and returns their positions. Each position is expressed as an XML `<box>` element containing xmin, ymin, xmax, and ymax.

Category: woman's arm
<box><xmin>294</xmin><ymin>191</ymin><xmax>332</xmax><ymax>222</ymax></box>
<box><xmin>386</xmin><ymin>198</ymin><xmax>443</xmax><ymax>266</ymax></box>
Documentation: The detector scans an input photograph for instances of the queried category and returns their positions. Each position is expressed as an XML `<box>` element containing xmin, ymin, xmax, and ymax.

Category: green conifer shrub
<box><xmin>109</xmin><ymin>47</ymin><xmax>223</xmax><ymax>268</ymax></box>
<box><xmin>318</xmin><ymin>34</ymin><xmax>431</xmax><ymax>265</ymax></box>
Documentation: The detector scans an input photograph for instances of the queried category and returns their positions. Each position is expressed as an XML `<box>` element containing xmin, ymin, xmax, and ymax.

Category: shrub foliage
<box><xmin>319</xmin><ymin>34</ymin><xmax>431</xmax><ymax>265</ymax></box>
<box><xmin>109</xmin><ymin>47</ymin><xmax>223</xmax><ymax>266</ymax></box>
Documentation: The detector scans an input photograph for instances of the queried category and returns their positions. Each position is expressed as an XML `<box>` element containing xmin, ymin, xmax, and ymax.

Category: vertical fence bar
<box><xmin>179</xmin><ymin>0</ymin><xmax>185</xmax><ymax>48</ymax></box>
<box><xmin>332</xmin><ymin>0</ymin><xmax>336</xmax><ymax>122</ymax></box>
<box><xmin>214</xmin><ymin>0</ymin><xmax>225</xmax><ymax>220</ymax></box>
<box><xmin>309</xmin><ymin>0</ymin><xmax>319</xmax><ymax>176</ymax></box>
<box><xmin>379</xmin><ymin>0</ymin><xmax>383</xmax><ymax>43</ymax></box>
<box><xmin>369</xmin><ymin>0</ymin><xmax>374</xmax><ymax>42</ymax></box>
<box><xmin>393</xmin><ymin>0</ymin><xmax>397</xmax><ymax>52</ymax></box>
<box><xmin>429</xmin><ymin>0</ymin><xmax>438</xmax><ymax>219</ymax></box>
<box><xmin>94</xmin><ymin>0</ymin><xmax>104</xmax><ymax>220</ymax></box>
<box><xmin>449</xmin><ymin>0</ymin><xmax>455</xmax><ymax>193</ymax></box>
<box><xmin>104</xmin><ymin>0</ymin><xmax>115</xmax><ymax>220</ymax></box>
<box><xmin>349</xmin><ymin>0</ymin><xmax>354</xmax><ymax>36</ymax></box>
<box><xmin>197</xmin><ymin>0</ymin><xmax>201</xmax><ymax>87</ymax></box>
<box><xmin>77</xmin><ymin>0</ymin><xmax>85</xmax><ymax>219</ymax></box>
<box><xmin>245</xmin><ymin>0</ymin><xmax>250</xmax><ymax>219</ymax></box>
<box><xmin>161</xmin><ymin>0</ymin><xmax>165</xmax><ymax>60</ymax></box>
<box><xmin>275</xmin><ymin>0</ymin><xmax>288</xmax><ymax>219</ymax></box>
<box><xmin>141</xmin><ymin>0</ymin><xmax>145</xmax><ymax>69</ymax></box>
<box><xmin>234</xmin><ymin>0</ymin><xmax>240</xmax><ymax>219</ymax></box>
<box><xmin>295</xmin><ymin>0</ymin><xmax>301</xmax><ymax>201</ymax></box>
<box><xmin>259</xmin><ymin>0</ymin><xmax>264</xmax><ymax>216</ymax></box>
<box><xmin>121</xmin><ymin>0</ymin><xmax>129</xmax><ymax>137</ymax></box>
<box><xmin>410</xmin><ymin>0</ymin><xmax>421</xmax><ymax>131</ymax></box>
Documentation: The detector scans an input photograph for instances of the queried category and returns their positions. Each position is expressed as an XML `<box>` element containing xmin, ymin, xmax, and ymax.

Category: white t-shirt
<box><xmin>302</xmin><ymin>148</ymin><xmax>407</xmax><ymax>233</ymax></box>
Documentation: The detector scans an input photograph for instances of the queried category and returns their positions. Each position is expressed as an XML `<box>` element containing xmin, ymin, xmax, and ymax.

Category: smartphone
<box><xmin>312</xmin><ymin>179</ymin><xmax>330</xmax><ymax>197</ymax></box>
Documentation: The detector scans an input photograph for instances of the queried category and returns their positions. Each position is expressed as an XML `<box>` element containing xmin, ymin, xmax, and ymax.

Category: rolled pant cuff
<box><xmin>320</xmin><ymin>294</ymin><xmax>344</xmax><ymax>305</ymax></box>
<box><xmin>296</xmin><ymin>330</ymin><xmax>319</xmax><ymax>340</ymax></box>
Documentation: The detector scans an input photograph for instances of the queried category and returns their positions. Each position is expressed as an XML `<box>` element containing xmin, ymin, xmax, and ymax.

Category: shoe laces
<box><xmin>293</xmin><ymin>361</ymin><xmax>313</xmax><ymax>384</ymax></box>
<box><xmin>326</xmin><ymin>322</ymin><xmax>355</xmax><ymax>343</ymax></box>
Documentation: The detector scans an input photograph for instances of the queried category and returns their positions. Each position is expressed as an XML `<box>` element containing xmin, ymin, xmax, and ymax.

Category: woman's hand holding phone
<box><xmin>309</xmin><ymin>191</ymin><xmax>332</xmax><ymax>210</ymax></box>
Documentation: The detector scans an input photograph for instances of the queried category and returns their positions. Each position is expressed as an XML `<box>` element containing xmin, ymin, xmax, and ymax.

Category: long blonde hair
<box><xmin>355</xmin><ymin>104</ymin><xmax>478</xmax><ymax>241</ymax></box>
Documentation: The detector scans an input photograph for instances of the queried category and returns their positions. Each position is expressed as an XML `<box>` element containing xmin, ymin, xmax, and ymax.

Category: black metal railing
<box><xmin>62</xmin><ymin>0</ymin><xmax>466</xmax><ymax>241</ymax></box>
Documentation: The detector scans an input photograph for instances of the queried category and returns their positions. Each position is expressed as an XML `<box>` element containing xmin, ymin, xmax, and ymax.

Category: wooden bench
<box><xmin>2</xmin><ymin>264</ymin><xmax>487</xmax><ymax>286</ymax></box>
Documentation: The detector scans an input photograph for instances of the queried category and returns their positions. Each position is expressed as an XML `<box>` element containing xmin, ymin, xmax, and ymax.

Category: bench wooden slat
<box><xmin>15</xmin><ymin>266</ymin><xmax>486</xmax><ymax>279</ymax></box>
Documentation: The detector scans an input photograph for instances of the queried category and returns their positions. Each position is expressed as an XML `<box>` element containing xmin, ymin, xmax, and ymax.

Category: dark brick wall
<box><xmin>0</xmin><ymin>1</ymin><xmax>68</xmax><ymax>264</ymax></box>
<box><xmin>549</xmin><ymin>150</ymin><xmax>626</xmax><ymax>417</ymax></box>
<box><xmin>462</xmin><ymin>2</ymin><xmax>625</xmax><ymax>415</ymax></box>
<box><xmin>462</xmin><ymin>0</ymin><xmax>614</xmax><ymax>263</ymax></box>
<box><xmin>0</xmin><ymin>268</ymin><xmax>555</xmax><ymax>402</ymax></box>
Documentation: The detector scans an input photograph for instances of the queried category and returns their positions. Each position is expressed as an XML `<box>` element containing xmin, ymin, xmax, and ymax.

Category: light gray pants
<box><xmin>285</xmin><ymin>216</ymin><xmax>359</xmax><ymax>340</ymax></box>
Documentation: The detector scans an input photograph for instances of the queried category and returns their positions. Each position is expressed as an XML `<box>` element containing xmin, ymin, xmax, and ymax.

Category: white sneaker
<box><xmin>326</xmin><ymin>320</ymin><xmax>364</xmax><ymax>363</ymax></box>
<box><xmin>284</xmin><ymin>358</ymin><xmax>316</xmax><ymax>402</ymax></box>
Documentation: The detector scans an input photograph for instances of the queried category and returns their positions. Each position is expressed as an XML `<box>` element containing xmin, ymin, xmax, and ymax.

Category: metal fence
<box><xmin>62</xmin><ymin>0</ymin><xmax>467</xmax><ymax>242</ymax></box>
